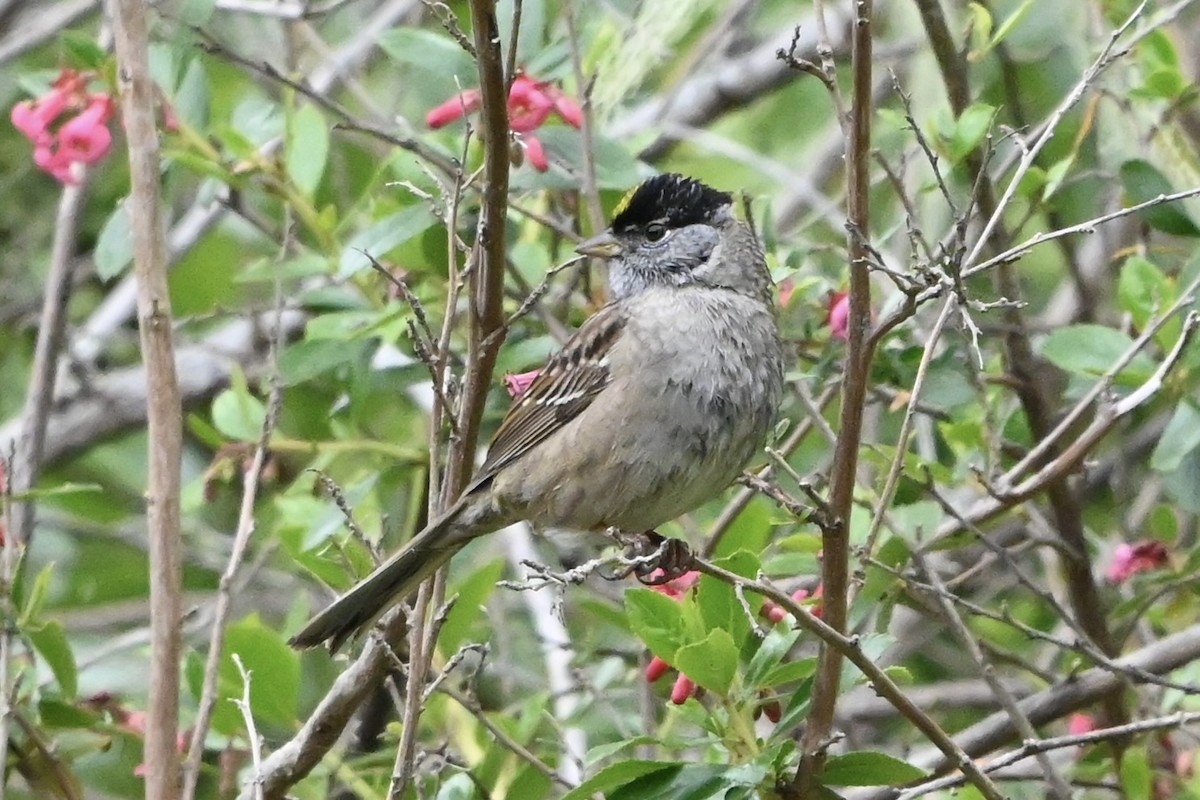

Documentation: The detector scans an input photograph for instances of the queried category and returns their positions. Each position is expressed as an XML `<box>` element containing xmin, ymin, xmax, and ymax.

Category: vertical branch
<box><xmin>394</xmin><ymin>0</ymin><xmax>512</xmax><ymax>793</ymax></box>
<box><xmin>10</xmin><ymin>184</ymin><xmax>88</xmax><ymax>547</ymax></box>
<box><xmin>450</xmin><ymin>0</ymin><xmax>511</xmax><ymax>488</ymax></box>
<box><xmin>796</xmin><ymin>0</ymin><xmax>874</xmax><ymax>795</ymax></box>
<box><xmin>111</xmin><ymin>2</ymin><xmax>184</xmax><ymax>800</ymax></box>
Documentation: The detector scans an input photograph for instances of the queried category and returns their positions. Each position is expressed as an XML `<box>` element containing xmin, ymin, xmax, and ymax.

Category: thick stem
<box><xmin>794</xmin><ymin>0</ymin><xmax>875</xmax><ymax>795</ymax></box>
<box><xmin>111</xmin><ymin>1</ymin><xmax>184</xmax><ymax>799</ymax></box>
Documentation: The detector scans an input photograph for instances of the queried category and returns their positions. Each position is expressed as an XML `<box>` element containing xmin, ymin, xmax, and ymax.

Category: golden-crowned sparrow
<box><xmin>290</xmin><ymin>174</ymin><xmax>785</xmax><ymax>651</ymax></box>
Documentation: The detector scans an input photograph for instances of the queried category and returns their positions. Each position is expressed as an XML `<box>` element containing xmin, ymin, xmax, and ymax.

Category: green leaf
<box><xmin>625</xmin><ymin>588</ymin><xmax>689</xmax><ymax>663</ymax></box>
<box><xmin>95</xmin><ymin>202</ymin><xmax>133</xmax><ymax>281</ymax></box>
<box><xmin>760</xmin><ymin>656</ymin><xmax>817</xmax><ymax>688</ymax></box>
<box><xmin>745</xmin><ymin>629</ymin><xmax>801</xmax><ymax>687</ymax></box>
<box><xmin>1118</xmin><ymin>256</ymin><xmax>1174</xmax><ymax>327</ymax></box>
<box><xmin>673</xmin><ymin>628</ymin><xmax>738</xmax><ymax>696</ymax></box>
<box><xmin>562</xmin><ymin>761</ymin><xmax>681</xmax><ymax>800</ymax></box>
<box><xmin>10</xmin><ymin>482</ymin><xmax>102</xmax><ymax>501</ymax></box>
<box><xmin>339</xmin><ymin>205</ymin><xmax>435</xmax><ymax>276</ymax></box>
<box><xmin>28</xmin><ymin>621</ymin><xmax>78</xmax><ymax>698</ymax></box>
<box><xmin>210</xmin><ymin>385</ymin><xmax>267</xmax><ymax>442</ymax></box>
<box><xmin>277</xmin><ymin>338</ymin><xmax>373</xmax><ymax>386</ymax></box>
<box><xmin>1117</xmin><ymin>255</ymin><xmax>1181</xmax><ymax>351</ymax></box>
<box><xmin>987</xmin><ymin>0</ymin><xmax>1033</xmax><ymax>49</ymax></box>
<box><xmin>1151</xmin><ymin>401</ymin><xmax>1200</xmax><ymax>472</ymax></box>
<box><xmin>1142</xmin><ymin>67</ymin><xmax>1186</xmax><ymax>100</ymax></box>
<box><xmin>822</xmin><ymin>751</ymin><xmax>927</xmax><ymax>786</ymax></box>
<box><xmin>696</xmin><ymin>552</ymin><xmax>759</xmax><ymax>646</ymax></box>
<box><xmin>174</xmin><ymin>57</ymin><xmax>210</xmax><ymax>130</ymax></box>
<box><xmin>1042</xmin><ymin>155</ymin><xmax>1074</xmax><ymax>200</ymax></box>
<box><xmin>377</xmin><ymin>28</ymin><xmax>476</xmax><ymax>83</ymax></box>
<box><xmin>61</xmin><ymin>31</ymin><xmax>108</xmax><ymax>70</ymax></box>
<box><xmin>966</xmin><ymin>3</ymin><xmax>992</xmax><ymax>55</ymax></box>
<box><xmin>438</xmin><ymin>559</ymin><xmax>504</xmax><ymax>655</ymax></box>
<box><xmin>947</xmin><ymin>103</ymin><xmax>995</xmax><ymax>163</ymax></box>
<box><xmin>19</xmin><ymin>564</ymin><xmax>56</xmax><ymax>625</ymax></box>
<box><xmin>1119</xmin><ymin>159</ymin><xmax>1200</xmax><ymax>237</ymax></box>
<box><xmin>223</xmin><ymin>615</ymin><xmax>300</xmax><ymax>728</ymax></box>
<box><xmin>287</xmin><ymin>103</ymin><xmax>330</xmax><ymax>197</ymax></box>
<box><xmin>1120</xmin><ymin>746</ymin><xmax>1152</xmax><ymax>800</ymax></box>
<box><xmin>1039</xmin><ymin>324</ymin><xmax>1156</xmax><ymax>384</ymax></box>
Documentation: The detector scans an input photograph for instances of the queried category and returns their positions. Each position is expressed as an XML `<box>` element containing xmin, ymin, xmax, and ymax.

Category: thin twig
<box><xmin>183</xmin><ymin>357</ymin><xmax>284</xmax><ymax>800</ymax></box>
<box><xmin>912</xmin><ymin>549</ymin><xmax>1074</xmax><ymax>800</ymax></box>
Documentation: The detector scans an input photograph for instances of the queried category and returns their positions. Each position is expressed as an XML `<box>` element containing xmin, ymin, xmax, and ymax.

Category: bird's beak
<box><xmin>575</xmin><ymin>232</ymin><xmax>623</xmax><ymax>260</ymax></box>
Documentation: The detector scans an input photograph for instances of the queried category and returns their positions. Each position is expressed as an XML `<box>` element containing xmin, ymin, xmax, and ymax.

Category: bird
<box><xmin>289</xmin><ymin>173</ymin><xmax>785</xmax><ymax>652</ymax></box>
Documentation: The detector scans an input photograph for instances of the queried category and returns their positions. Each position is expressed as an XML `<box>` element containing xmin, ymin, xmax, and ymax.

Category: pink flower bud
<box><xmin>827</xmin><ymin>290</ymin><xmax>850</xmax><ymax>341</ymax></box>
<box><xmin>670</xmin><ymin>674</ymin><xmax>695</xmax><ymax>705</ymax></box>
<box><xmin>1068</xmin><ymin>713</ymin><xmax>1098</xmax><ymax>736</ymax></box>
<box><xmin>645</xmin><ymin>656</ymin><xmax>671</xmax><ymax>683</ymax></box>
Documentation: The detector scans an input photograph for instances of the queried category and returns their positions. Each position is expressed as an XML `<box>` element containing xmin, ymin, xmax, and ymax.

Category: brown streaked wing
<box><xmin>476</xmin><ymin>305</ymin><xmax>626</xmax><ymax>483</ymax></box>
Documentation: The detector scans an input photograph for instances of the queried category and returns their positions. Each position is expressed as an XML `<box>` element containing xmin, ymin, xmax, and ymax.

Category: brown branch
<box><xmin>9</xmin><ymin>182</ymin><xmax>89</xmax><ymax>548</ymax></box>
<box><xmin>898</xmin><ymin>711</ymin><xmax>1200</xmax><ymax>800</ymax></box>
<box><xmin>112</xmin><ymin>1</ymin><xmax>184</xmax><ymax>798</ymax></box>
<box><xmin>880</xmin><ymin>624</ymin><xmax>1200</xmax><ymax>786</ymax></box>
<box><xmin>392</xmin><ymin>0</ymin><xmax>513</xmax><ymax>792</ymax></box>
<box><xmin>237</xmin><ymin>615</ymin><xmax>411</xmax><ymax>799</ymax></box>
<box><xmin>795</xmin><ymin>1</ymin><xmax>876</xmax><ymax>795</ymax></box>
<box><xmin>182</xmin><ymin>350</ymin><xmax>284</xmax><ymax>800</ymax></box>
<box><xmin>912</xmin><ymin>550</ymin><xmax>1073</xmax><ymax>800</ymax></box>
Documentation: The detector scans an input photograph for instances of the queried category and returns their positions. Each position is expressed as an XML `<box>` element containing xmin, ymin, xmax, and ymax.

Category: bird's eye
<box><xmin>644</xmin><ymin>223</ymin><xmax>668</xmax><ymax>243</ymax></box>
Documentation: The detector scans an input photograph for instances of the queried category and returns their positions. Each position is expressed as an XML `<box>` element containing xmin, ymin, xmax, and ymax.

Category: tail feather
<box><xmin>289</xmin><ymin>512</ymin><xmax>469</xmax><ymax>652</ymax></box>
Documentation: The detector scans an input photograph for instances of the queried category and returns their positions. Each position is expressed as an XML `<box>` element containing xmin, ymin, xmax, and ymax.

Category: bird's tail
<box><xmin>289</xmin><ymin>498</ymin><xmax>488</xmax><ymax>652</ymax></box>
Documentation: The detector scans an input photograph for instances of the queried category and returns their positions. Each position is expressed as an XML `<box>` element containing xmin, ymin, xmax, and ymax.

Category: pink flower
<box><xmin>1106</xmin><ymin>540</ymin><xmax>1169</xmax><ymax>583</ymax></box>
<box><xmin>1068</xmin><ymin>713</ymin><xmax>1098</xmax><ymax>736</ymax></box>
<box><xmin>426</xmin><ymin>73</ymin><xmax>581</xmax><ymax>172</ymax></box>
<box><xmin>827</xmin><ymin>291</ymin><xmax>850</xmax><ymax>341</ymax></box>
<box><xmin>58</xmin><ymin>96</ymin><xmax>113</xmax><ymax>164</ymax></box>
<box><xmin>507</xmin><ymin>76</ymin><xmax>555</xmax><ymax>133</ymax></box>
<box><xmin>504</xmin><ymin>369</ymin><xmax>541</xmax><ymax>398</ymax></box>
<box><xmin>10</xmin><ymin>70</ymin><xmax>114</xmax><ymax>185</ymax></box>
<box><xmin>11</xmin><ymin>89</ymin><xmax>68</xmax><ymax>145</ymax></box>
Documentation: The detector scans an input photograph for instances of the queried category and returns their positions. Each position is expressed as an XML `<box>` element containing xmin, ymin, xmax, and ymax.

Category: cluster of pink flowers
<box><xmin>427</xmin><ymin>74</ymin><xmax>582</xmax><ymax>171</ymax></box>
<box><xmin>10</xmin><ymin>69</ymin><xmax>115</xmax><ymax>185</ymax></box>
<box><xmin>1106</xmin><ymin>540</ymin><xmax>1169</xmax><ymax>583</ymax></box>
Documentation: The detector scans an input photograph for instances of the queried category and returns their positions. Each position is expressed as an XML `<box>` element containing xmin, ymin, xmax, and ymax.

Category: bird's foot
<box><xmin>607</xmin><ymin>529</ymin><xmax>694</xmax><ymax>584</ymax></box>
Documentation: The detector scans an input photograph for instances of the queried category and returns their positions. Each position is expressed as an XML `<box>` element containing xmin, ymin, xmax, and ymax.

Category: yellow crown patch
<box><xmin>612</xmin><ymin>181</ymin><xmax>645</xmax><ymax>219</ymax></box>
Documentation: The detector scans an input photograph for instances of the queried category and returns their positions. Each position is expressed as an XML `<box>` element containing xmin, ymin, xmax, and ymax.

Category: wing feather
<box><xmin>476</xmin><ymin>305</ymin><xmax>625</xmax><ymax>482</ymax></box>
